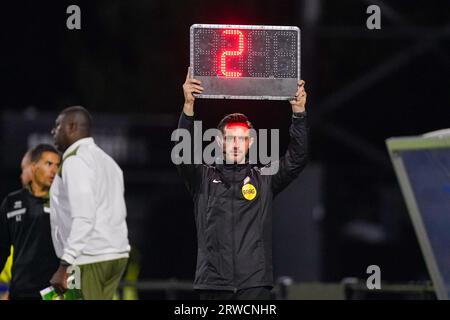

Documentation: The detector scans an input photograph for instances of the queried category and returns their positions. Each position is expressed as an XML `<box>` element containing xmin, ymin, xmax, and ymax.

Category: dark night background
<box><xmin>1</xmin><ymin>0</ymin><xmax>449</xmax><ymax>299</ymax></box>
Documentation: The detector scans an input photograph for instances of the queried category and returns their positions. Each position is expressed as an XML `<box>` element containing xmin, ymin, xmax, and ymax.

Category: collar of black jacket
<box><xmin>215</xmin><ymin>162</ymin><xmax>249</xmax><ymax>173</ymax></box>
<box><xmin>24</xmin><ymin>184</ymin><xmax>50</xmax><ymax>206</ymax></box>
<box><xmin>214</xmin><ymin>162</ymin><xmax>252</xmax><ymax>187</ymax></box>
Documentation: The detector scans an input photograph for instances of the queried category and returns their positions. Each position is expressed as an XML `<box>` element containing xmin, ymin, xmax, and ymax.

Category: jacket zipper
<box><xmin>231</xmin><ymin>166</ymin><xmax>237</xmax><ymax>293</ymax></box>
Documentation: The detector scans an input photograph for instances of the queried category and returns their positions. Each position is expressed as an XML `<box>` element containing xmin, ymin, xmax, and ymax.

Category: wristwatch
<box><xmin>293</xmin><ymin>111</ymin><xmax>307</xmax><ymax>119</ymax></box>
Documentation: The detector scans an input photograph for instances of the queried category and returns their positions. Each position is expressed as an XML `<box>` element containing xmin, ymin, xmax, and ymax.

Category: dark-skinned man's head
<box><xmin>51</xmin><ymin>106</ymin><xmax>93</xmax><ymax>153</ymax></box>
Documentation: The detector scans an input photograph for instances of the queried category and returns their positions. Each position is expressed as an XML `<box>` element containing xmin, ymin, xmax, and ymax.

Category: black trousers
<box><xmin>8</xmin><ymin>292</ymin><xmax>41</xmax><ymax>300</ymax></box>
<box><xmin>198</xmin><ymin>286</ymin><xmax>272</xmax><ymax>300</ymax></box>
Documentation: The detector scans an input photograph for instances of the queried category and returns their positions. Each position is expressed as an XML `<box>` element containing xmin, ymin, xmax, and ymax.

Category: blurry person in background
<box><xmin>0</xmin><ymin>149</ymin><xmax>34</xmax><ymax>300</ymax></box>
<box><xmin>49</xmin><ymin>106</ymin><xmax>130</xmax><ymax>300</ymax></box>
<box><xmin>0</xmin><ymin>144</ymin><xmax>61</xmax><ymax>299</ymax></box>
<box><xmin>20</xmin><ymin>150</ymin><xmax>33</xmax><ymax>186</ymax></box>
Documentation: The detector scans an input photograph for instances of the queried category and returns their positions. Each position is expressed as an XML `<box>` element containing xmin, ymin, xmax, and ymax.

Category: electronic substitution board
<box><xmin>190</xmin><ymin>24</ymin><xmax>301</xmax><ymax>100</ymax></box>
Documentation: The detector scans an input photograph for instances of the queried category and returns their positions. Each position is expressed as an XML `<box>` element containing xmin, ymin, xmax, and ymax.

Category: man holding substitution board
<box><xmin>175</xmin><ymin>49</ymin><xmax>308</xmax><ymax>299</ymax></box>
<box><xmin>174</xmin><ymin>24</ymin><xmax>308</xmax><ymax>300</ymax></box>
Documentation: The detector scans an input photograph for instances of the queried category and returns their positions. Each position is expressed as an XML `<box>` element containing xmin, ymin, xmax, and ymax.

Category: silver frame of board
<box><xmin>190</xmin><ymin>24</ymin><xmax>300</xmax><ymax>100</ymax></box>
<box><xmin>386</xmin><ymin>132</ymin><xmax>450</xmax><ymax>300</ymax></box>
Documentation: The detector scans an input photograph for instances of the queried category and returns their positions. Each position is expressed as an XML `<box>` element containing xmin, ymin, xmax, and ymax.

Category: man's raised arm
<box><xmin>173</xmin><ymin>68</ymin><xmax>204</xmax><ymax>195</ymax></box>
<box><xmin>268</xmin><ymin>80</ymin><xmax>309</xmax><ymax>195</ymax></box>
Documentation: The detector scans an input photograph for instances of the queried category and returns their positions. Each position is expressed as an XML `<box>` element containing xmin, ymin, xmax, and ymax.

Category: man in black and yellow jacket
<box><xmin>175</xmin><ymin>68</ymin><xmax>309</xmax><ymax>300</ymax></box>
<box><xmin>0</xmin><ymin>144</ymin><xmax>61</xmax><ymax>299</ymax></box>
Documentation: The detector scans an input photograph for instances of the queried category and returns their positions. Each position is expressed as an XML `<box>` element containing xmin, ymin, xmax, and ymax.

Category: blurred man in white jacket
<box><xmin>49</xmin><ymin>106</ymin><xmax>130</xmax><ymax>300</ymax></box>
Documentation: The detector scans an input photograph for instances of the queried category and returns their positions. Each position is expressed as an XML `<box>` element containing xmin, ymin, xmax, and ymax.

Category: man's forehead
<box><xmin>225</xmin><ymin>122</ymin><xmax>250</xmax><ymax>129</ymax></box>
<box><xmin>224</xmin><ymin>123</ymin><xmax>250</xmax><ymax>134</ymax></box>
<box><xmin>43</xmin><ymin>151</ymin><xmax>60</xmax><ymax>159</ymax></box>
<box><xmin>38</xmin><ymin>151</ymin><xmax>61</xmax><ymax>163</ymax></box>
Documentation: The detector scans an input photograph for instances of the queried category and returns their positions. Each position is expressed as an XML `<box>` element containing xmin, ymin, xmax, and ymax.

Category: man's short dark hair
<box><xmin>61</xmin><ymin>105</ymin><xmax>93</xmax><ymax>134</ymax></box>
<box><xmin>30</xmin><ymin>144</ymin><xmax>60</xmax><ymax>163</ymax></box>
<box><xmin>217</xmin><ymin>113</ymin><xmax>254</xmax><ymax>134</ymax></box>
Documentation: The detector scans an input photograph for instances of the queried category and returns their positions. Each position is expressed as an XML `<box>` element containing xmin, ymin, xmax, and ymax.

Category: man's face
<box><xmin>221</xmin><ymin>124</ymin><xmax>253</xmax><ymax>164</ymax></box>
<box><xmin>51</xmin><ymin>114</ymin><xmax>71</xmax><ymax>152</ymax></box>
<box><xmin>31</xmin><ymin>152</ymin><xmax>61</xmax><ymax>190</ymax></box>
<box><xmin>20</xmin><ymin>152</ymin><xmax>32</xmax><ymax>186</ymax></box>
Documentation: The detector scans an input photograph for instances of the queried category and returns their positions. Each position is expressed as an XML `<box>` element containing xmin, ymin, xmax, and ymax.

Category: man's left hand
<box><xmin>290</xmin><ymin>80</ymin><xmax>307</xmax><ymax>113</ymax></box>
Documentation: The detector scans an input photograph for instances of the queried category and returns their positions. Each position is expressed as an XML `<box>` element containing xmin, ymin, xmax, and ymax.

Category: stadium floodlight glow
<box><xmin>190</xmin><ymin>24</ymin><xmax>301</xmax><ymax>100</ymax></box>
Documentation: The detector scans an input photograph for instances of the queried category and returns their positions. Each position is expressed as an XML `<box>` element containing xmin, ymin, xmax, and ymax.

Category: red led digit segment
<box><xmin>220</xmin><ymin>29</ymin><xmax>244</xmax><ymax>77</ymax></box>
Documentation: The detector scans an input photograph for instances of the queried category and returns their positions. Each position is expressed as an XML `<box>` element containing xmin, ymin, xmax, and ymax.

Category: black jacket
<box><xmin>175</xmin><ymin>112</ymin><xmax>308</xmax><ymax>291</ymax></box>
<box><xmin>0</xmin><ymin>188</ymin><xmax>59</xmax><ymax>299</ymax></box>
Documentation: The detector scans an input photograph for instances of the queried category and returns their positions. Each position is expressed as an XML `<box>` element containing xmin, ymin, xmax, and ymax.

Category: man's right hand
<box><xmin>49</xmin><ymin>264</ymin><xmax>69</xmax><ymax>294</ymax></box>
<box><xmin>182</xmin><ymin>67</ymin><xmax>204</xmax><ymax>116</ymax></box>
